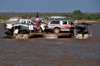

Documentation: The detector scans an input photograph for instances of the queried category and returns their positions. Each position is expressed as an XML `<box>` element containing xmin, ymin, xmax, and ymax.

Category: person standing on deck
<box><xmin>33</xmin><ymin>21</ymin><xmax>37</xmax><ymax>33</ymax></box>
<box><xmin>30</xmin><ymin>16</ymin><xmax>33</xmax><ymax>19</ymax></box>
<box><xmin>42</xmin><ymin>19</ymin><xmax>45</xmax><ymax>23</ymax></box>
<box><xmin>37</xmin><ymin>20</ymin><xmax>41</xmax><ymax>32</ymax></box>
<box><xmin>36</xmin><ymin>12</ymin><xmax>39</xmax><ymax>18</ymax></box>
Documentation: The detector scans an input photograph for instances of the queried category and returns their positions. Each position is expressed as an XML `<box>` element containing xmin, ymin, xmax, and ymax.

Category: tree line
<box><xmin>0</xmin><ymin>10</ymin><xmax>100</xmax><ymax>21</ymax></box>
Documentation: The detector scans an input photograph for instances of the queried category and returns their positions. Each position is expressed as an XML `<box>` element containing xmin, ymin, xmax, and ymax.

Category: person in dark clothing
<box><xmin>36</xmin><ymin>12</ymin><xmax>39</xmax><ymax>18</ymax></box>
<box><xmin>33</xmin><ymin>23</ymin><xmax>36</xmax><ymax>33</ymax></box>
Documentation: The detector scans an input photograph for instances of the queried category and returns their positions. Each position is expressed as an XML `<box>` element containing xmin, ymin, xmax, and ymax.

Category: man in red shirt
<box><xmin>37</xmin><ymin>20</ymin><xmax>41</xmax><ymax>27</ymax></box>
<box><xmin>37</xmin><ymin>20</ymin><xmax>41</xmax><ymax>32</ymax></box>
<box><xmin>29</xmin><ymin>16</ymin><xmax>33</xmax><ymax>19</ymax></box>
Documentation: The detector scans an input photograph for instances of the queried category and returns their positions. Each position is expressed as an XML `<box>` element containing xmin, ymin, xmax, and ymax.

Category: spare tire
<box><xmin>76</xmin><ymin>27</ymin><xmax>84</xmax><ymax>33</ymax></box>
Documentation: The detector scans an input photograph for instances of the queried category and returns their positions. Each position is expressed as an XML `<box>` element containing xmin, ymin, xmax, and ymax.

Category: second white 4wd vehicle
<box><xmin>45</xmin><ymin>20</ymin><xmax>77</xmax><ymax>33</ymax></box>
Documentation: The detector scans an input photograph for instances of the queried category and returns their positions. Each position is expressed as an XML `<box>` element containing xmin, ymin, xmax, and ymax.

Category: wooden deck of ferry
<box><xmin>30</xmin><ymin>32</ymin><xmax>71</xmax><ymax>36</ymax></box>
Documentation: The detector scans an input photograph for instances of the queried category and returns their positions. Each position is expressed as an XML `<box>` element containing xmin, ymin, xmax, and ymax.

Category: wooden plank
<box><xmin>56</xmin><ymin>33</ymin><xmax>70</xmax><ymax>35</ymax></box>
<box><xmin>30</xmin><ymin>32</ymin><xmax>70</xmax><ymax>36</ymax></box>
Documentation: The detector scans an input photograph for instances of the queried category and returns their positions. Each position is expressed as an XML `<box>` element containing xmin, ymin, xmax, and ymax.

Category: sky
<box><xmin>0</xmin><ymin>0</ymin><xmax>100</xmax><ymax>13</ymax></box>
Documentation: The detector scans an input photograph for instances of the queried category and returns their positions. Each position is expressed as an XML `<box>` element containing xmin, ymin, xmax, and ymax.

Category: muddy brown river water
<box><xmin>0</xmin><ymin>23</ymin><xmax>100</xmax><ymax>66</ymax></box>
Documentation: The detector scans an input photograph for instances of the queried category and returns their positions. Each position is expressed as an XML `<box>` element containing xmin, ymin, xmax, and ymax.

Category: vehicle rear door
<box><xmin>61</xmin><ymin>21</ymin><xmax>68</xmax><ymax>31</ymax></box>
<box><xmin>68</xmin><ymin>21</ymin><xmax>76</xmax><ymax>28</ymax></box>
<box><xmin>67</xmin><ymin>21</ymin><xmax>76</xmax><ymax>31</ymax></box>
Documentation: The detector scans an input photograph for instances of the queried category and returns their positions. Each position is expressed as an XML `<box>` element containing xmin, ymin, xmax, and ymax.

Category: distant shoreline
<box><xmin>83</xmin><ymin>22</ymin><xmax>100</xmax><ymax>24</ymax></box>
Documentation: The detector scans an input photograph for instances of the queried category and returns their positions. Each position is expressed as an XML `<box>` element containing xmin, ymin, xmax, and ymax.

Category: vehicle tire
<box><xmin>53</xmin><ymin>28</ymin><xmax>60</xmax><ymax>33</ymax></box>
<box><xmin>76</xmin><ymin>27</ymin><xmax>83</xmax><ymax>33</ymax></box>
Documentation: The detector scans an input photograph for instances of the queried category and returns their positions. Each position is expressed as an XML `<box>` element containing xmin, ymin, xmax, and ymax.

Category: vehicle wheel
<box><xmin>53</xmin><ymin>28</ymin><xmax>60</xmax><ymax>33</ymax></box>
<box><xmin>37</xmin><ymin>28</ymin><xmax>42</xmax><ymax>33</ymax></box>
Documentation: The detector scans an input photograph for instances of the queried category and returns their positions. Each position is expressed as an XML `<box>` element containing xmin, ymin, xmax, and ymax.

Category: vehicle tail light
<box><xmin>75</xmin><ymin>25</ymin><xmax>77</xmax><ymax>27</ymax></box>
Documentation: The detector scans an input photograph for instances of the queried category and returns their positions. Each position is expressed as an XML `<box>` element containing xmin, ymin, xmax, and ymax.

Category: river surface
<box><xmin>0</xmin><ymin>23</ymin><xmax>100</xmax><ymax>66</ymax></box>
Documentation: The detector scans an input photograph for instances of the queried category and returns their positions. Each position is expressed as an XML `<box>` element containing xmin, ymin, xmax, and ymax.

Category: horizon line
<box><xmin>0</xmin><ymin>12</ymin><xmax>100</xmax><ymax>13</ymax></box>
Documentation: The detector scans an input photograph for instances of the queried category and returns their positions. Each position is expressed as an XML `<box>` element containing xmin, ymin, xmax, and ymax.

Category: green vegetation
<box><xmin>0</xmin><ymin>10</ymin><xmax>100</xmax><ymax>22</ymax></box>
<box><xmin>0</xmin><ymin>16</ymin><xmax>10</xmax><ymax>20</ymax></box>
<box><xmin>64</xmin><ymin>10</ymin><xmax>100</xmax><ymax>21</ymax></box>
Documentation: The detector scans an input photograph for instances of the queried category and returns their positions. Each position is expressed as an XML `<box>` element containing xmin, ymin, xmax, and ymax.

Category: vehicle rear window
<box><xmin>50</xmin><ymin>21</ymin><xmax>59</xmax><ymax>24</ymax></box>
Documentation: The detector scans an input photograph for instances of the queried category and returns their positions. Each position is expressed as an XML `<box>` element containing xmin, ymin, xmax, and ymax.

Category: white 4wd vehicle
<box><xmin>4</xmin><ymin>19</ymin><xmax>47</xmax><ymax>35</ymax></box>
<box><xmin>46</xmin><ymin>20</ymin><xmax>77</xmax><ymax>33</ymax></box>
